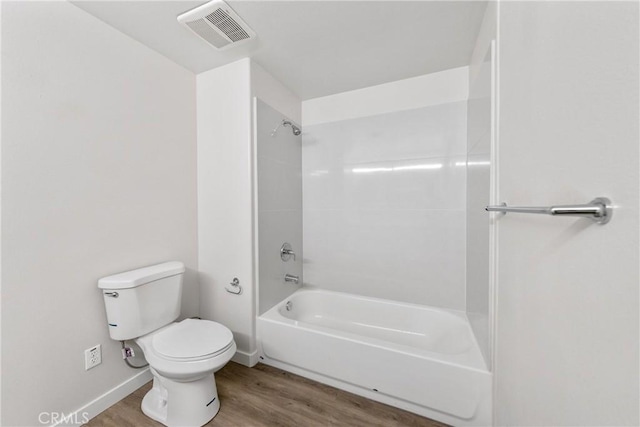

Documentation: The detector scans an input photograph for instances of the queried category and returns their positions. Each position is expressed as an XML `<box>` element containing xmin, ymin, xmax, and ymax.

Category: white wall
<box><xmin>495</xmin><ymin>2</ymin><xmax>639</xmax><ymax>425</ymax></box>
<box><xmin>198</xmin><ymin>59</ymin><xmax>300</xmax><ymax>364</ymax></box>
<box><xmin>252</xmin><ymin>62</ymin><xmax>301</xmax><ymax>125</ymax></box>
<box><xmin>197</xmin><ymin>58</ymin><xmax>255</xmax><ymax>364</ymax></box>
<box><xmin>466</xmin><ymin>1</ymin><xmax>496</xmax><ymax>369</ymax></box>
<box><xmin>301</xmin><ymin>68</ymin><xmax>469</xmax><ymax>309</ymax></box>
<box><xmin>1</xmin><ymin>2</ymin><xmax>197</xmax><ymax>425</ymax></box>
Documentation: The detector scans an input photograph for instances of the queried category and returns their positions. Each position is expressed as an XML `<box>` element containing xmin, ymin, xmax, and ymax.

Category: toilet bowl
<box><xmin>136</xmin><ymin>319</ymin><xmax>237</xmax><ymax>426</ymax></box>
<box><xmin>98</xmin><ymin>261</ymin><xmax>236</xmax><ymax>427</ymax></box>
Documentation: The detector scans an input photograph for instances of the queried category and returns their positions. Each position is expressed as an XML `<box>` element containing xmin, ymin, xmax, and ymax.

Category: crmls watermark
<box><xmin>38</xmin><ymin>411</ymin><xmax>89</xmax><ymax>425</ymax></box>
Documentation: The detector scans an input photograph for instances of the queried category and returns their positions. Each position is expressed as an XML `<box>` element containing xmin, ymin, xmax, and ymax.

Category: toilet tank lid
<box><xmin>98</xmin><ymin>261</ymin><xmax>185</xmax><ymax>289</ymax></box>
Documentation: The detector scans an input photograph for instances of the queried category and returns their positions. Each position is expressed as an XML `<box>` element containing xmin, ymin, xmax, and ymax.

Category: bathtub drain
<box><xmin>285</xmin><ymin>301</ymin><xmax>292</xmax><ymax>311</ymax></box>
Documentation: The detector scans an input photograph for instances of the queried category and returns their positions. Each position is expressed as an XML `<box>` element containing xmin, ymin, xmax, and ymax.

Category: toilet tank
<box><xmin>98</xmin><ymin>261</ymin><xmax>185</xmax><ymax>341</ymax></box>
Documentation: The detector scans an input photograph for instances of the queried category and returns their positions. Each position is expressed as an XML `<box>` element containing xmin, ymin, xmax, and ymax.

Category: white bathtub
<box><xmin>257</xmin><ymin>288</ymin><xmax>492</xmax><ymax>426</ymax></box>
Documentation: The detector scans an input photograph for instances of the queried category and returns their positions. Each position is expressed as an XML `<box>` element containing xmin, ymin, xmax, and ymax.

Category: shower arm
<box><xmin>271</xmin><ymin>119</ymin><xmax>301</xmax><ymax>136</ymax></box>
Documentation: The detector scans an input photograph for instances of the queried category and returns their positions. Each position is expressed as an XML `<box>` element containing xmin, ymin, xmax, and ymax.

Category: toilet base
<box><xmin>141</xmin><ymin>370</ymin><xmax>220</xmax><ymax>427</ymax></box>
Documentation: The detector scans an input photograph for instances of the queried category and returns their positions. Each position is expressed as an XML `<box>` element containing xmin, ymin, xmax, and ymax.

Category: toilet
<box><xmin>98</xmin><ymin>261</ymin><xmax>236</xmax><ymax>427</ymax></box>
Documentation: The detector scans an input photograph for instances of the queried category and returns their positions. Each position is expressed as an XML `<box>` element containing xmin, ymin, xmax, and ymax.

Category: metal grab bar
<box><xmin>486</xmin><ymin>197</ymin><xmax>612</xmax><ymax>224</ymax></box>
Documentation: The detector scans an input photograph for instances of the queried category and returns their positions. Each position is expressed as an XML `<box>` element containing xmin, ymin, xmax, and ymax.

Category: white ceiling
<box><xmin>72</xmin><ymin>1</ymin><xmax>487</xmax><ymax>100</ymax></box>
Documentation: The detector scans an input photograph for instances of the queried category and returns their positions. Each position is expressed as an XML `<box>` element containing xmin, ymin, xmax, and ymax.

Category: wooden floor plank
<box><xmin>85</xmin><ymin>362</ymin><xmax>448</xmax><ymax>427</ymax></box>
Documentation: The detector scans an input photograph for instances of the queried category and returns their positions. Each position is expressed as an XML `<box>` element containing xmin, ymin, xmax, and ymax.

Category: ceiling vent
<box><xmin>178</xmin><ymin>0</ymin><xmax>256</xmax><ymax>50</ymax></box>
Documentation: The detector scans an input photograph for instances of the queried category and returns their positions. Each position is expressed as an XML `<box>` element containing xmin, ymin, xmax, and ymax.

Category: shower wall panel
<box><xmin>256</xmin><ymin>99</ymin><xmax>303</xmax><ymax>314</ymax></box>
<box><xmin>466</xmin><ymin>1</ymin><xmax>497</xmax><ymax>369</ymax></box>
<box><xmin>302</xmin><ymin>74</ymin><xmax>468</xmax><ymax>308</ymax></box>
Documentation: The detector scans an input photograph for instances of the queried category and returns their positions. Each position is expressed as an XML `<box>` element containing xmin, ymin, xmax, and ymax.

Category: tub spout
<box><xmin>284</xmin><ymin>274</ymin><xmax>299</xmax><ymax>284</ymax></box>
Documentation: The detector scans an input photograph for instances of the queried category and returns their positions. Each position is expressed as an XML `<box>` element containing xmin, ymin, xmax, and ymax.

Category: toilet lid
<box><xmin>152</xmin><ymin>319</ymin><xmax>234</xmax><ymax>359</ymax></box>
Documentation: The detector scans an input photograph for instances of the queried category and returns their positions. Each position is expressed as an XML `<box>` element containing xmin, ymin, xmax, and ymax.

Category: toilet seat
<box><xmin>151</xmin><ymin>319</ymin><xmax>234</xmax><ymax>361</ymax></box>
<box><xmin>135</xmin><ymin>318</ymin><xmax>237</xmax><ymax>382</ymax></box>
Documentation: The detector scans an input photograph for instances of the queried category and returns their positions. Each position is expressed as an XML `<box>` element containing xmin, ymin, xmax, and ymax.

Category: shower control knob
<box><xmin>280</xmin><ymin>243</ymin><xmax>296</xmax><ymax>262</ymax></box>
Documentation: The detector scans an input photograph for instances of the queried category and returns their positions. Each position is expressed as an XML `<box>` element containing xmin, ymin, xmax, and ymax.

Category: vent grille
<box><xmin>186</xmin><ymin>19</ymin><xmax>231</xmax><ymax>48</ymax></box>
<box><xmin>178</xmin><ymin>0</ymin><xmax>255</xmax><ymax>50</ymax></box>
<box><xmin>205</xmin><ymin>9</ymin><xmax>250</xmax><ymax>42</ymax></box>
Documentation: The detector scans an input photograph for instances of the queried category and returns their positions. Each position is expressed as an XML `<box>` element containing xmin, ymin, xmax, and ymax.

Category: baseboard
<box><xmin>231</xmin><ymin>349</ymin><xmax>259</xmax><ymax>367</ymax></box>
<box><xmin>52</xmin><ymin>368</ymin><xmax>152</xmax><ymax>427</ymax></box>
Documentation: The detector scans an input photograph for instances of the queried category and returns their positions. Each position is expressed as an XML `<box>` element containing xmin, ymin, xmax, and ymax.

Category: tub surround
<box><xmin>256</xmin><ymin>99</ymin><xmax>303</xmax><ymax>316</ymax></box>
<box><xmin>301</xmin><ymin>67</ymin><xmax>469</xmax><ymax>310</ymax></box>
<box><xmin>466</xmin><ymin>1</ymin><xmax>497</xmax><ymax>369</ymax></box>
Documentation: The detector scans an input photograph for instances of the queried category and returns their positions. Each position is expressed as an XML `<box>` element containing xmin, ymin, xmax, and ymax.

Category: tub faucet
<box><xmin>284</xmin><ymin>274</ymin><xmax>299</xmax><ymax>284</ymax></box>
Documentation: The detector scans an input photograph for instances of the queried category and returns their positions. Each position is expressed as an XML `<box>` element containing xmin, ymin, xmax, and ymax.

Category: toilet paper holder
<box><xmin>226</xmin><ymin>277</ymin><xmax>242</xmax><ymax>295</ymax></box>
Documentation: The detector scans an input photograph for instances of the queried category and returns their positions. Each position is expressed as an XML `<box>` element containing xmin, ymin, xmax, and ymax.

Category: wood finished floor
<box><xmin>85</xmin><ymin>362</ymin><xmax>448</xmax><ymax>427</ymax></box>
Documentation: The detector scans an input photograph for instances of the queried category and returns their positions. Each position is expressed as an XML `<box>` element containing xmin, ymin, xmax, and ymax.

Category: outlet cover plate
<box><xmin>85</xmin><ymin>344</ymin><xmax>102</xmax><ymax>370</ymax></box>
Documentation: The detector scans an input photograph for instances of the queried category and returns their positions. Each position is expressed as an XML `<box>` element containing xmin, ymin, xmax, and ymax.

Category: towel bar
<box><xmin>486</xmin><ymin>197</ymin><xmax>612</xmax><ymax>224</ymax></box>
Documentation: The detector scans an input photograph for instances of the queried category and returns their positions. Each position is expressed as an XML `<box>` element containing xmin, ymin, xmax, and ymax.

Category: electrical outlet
<box><xmin>85</xmin><ymin>344</ymin><xmax>102</xmax><ymax>370</ymax></box>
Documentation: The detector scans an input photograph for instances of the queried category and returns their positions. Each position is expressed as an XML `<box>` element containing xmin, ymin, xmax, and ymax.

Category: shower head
<box><xmin>290</xmin><ymin>124</ymin><xmax>302</xmax><ymax>136</ymax></box>
<box><xmin>271</xmin><ymin>119</ymin><xmax>302</xmax><ymax>137</ymax></box>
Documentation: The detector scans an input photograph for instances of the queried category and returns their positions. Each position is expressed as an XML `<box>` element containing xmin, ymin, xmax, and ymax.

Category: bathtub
<box><xmin>257</xmin><ymin>288</ymin><xmax>492</xmax><ymax>426</ymax></box>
